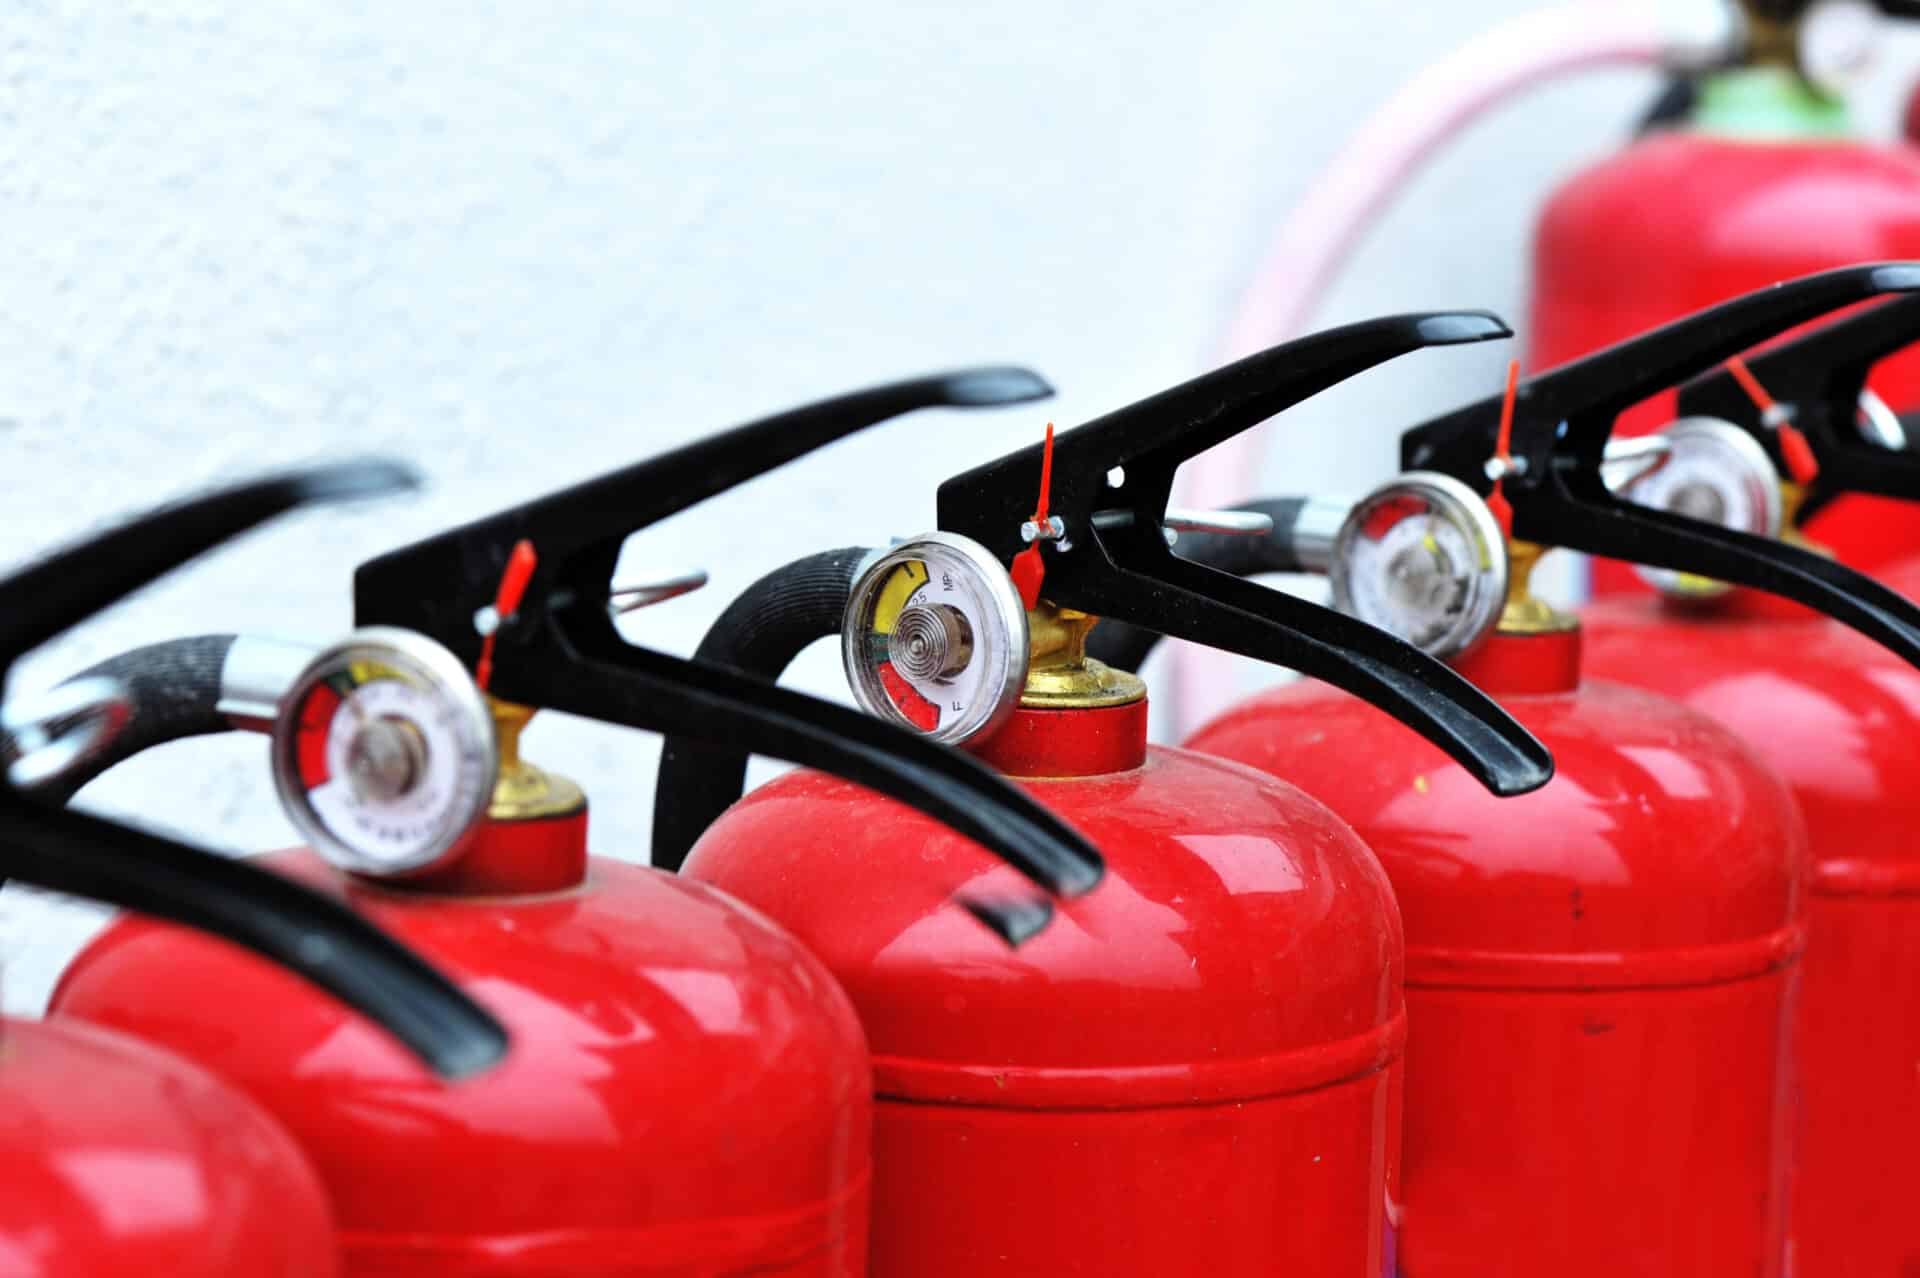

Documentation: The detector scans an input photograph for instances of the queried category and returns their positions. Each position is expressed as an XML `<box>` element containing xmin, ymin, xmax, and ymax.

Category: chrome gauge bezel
<box><xmin>842</xmin><ymin>531</ymin><xmax>1029</xmax><ymax>746</ymax></box>
<box><xmin>1623</xmin><ymin>416</ymin><xmax>1782</xmax><ymax>599</ymax></box>
<box><xmin>270</xmin><ymin>626</ymin><xmax>497</xmax><ymax>879</ymax></box>
<box><xmin>1330</xmin><ymin>470</ymin><xmax>1508</xmax><ymax>660</ymax></box>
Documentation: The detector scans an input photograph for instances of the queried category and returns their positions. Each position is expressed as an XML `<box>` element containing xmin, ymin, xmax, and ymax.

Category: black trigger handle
<box><xmin>1676</xmin><ymin>292</ymin><xmax>1920</xmax><ymax>508</ymax></box>
<box><xmin>0</xmin><ymin>460</ymin><xmax>416</xmax><ymax>675</ymax></box>
<box><xmin>1071</xmin><ymin>555</ymin><xmax>1553</xmax><ymax>796</ymax></box>
<box><xmin>0</xmin><ymin>460</ymin><xmax>508</xmax><ymax>1080</ymax></box>
<box><xmin>353</xmin><ymin>368</ymin><xmax>1052</xmax><ymax>664</ymax></box>
<box><xmin>1403</xmin><ymin>264</ymin><xmax>1920</xmax><ymax>484</ymax></box>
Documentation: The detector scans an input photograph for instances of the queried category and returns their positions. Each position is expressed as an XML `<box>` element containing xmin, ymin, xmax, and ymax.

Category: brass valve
<box><xmin>1021</xmin><ymin>602</ymin><xmax>1146</xmax><ymax>709</ymax></box>
<box><xmin>486</xmin><ymin>699</ymin><xmax>586</xmax><ymax>821</ymax></box>
<box><xmin>1494</xmin><ymin>539</ymin><xmax>1578</xmax><ymax>636</ymax></box>
<box><xmin>1778</xmin><ymin>482</ymin><xmax>1835</xmax><ymax>558</ymax></box>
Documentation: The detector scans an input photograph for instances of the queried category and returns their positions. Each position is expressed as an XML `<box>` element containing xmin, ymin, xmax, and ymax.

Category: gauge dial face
<box><xmin>1331</xmin><ymin>471</ymin><xmax>1506</xmax><ymax>659</ymax></box>
<box><xmin>1620</xmin><ymin>417</ymin><xmax>1782</xmax><ymax>599</ymax></box>
<box><xmin>271</xmin><ymin>627</ymin><xmax>496</xmax><ymax>878</ymax></box>
<box><xmin>843</xmin><ymin>533</ymin><xmax>1028</xmax><ymax>746</ymax></box>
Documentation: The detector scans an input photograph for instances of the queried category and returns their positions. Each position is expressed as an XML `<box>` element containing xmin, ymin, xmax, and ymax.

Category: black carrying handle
<box><xmin>0</xmin><ymin>463</ymin><xmax>408</xmax><ymax>671</ymax></box>
<box><xmin>1402</xmin><ymin>264</ymin><xmax>1920</xmax><ymax>670</ymax></box>
<box><xmin>938</xmin><ymin>313</ymin><xmax>1555</xmax><ymax>798</ymax></box>
<box><xmin>1081</xmin><ymin>498</ymin><xmax>1317</xmax><ymax>675</ymax></box>
<box><xmin>0</xmin><ymin>464</ymin><xmax>507</xmax><ymax>1079</ymax></box>
<box><xmin>0</xmin><ymin>803</ymin><xmax>504</xmax><ymax>1079</ymax></box>
<box><xmin>526</xmin><ymin>612</ymin><xmax>1099</xmax><ymax>927</ymax></box>
<box><xmin>1675</xmin><ymin>292</ymin><xmax>1920</xmax><ymax>516</ymax></box>
<box><xmin>350</xmin><ymin>369</ymin><xmax>1107</xmax><ymax>934</ymax></box>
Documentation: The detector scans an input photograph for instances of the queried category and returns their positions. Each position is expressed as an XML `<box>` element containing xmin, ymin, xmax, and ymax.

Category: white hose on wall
<box><xmin>1164</xmin><ymin>0</ymin><xmax>1744</xmax><ymax>738</ymax></box>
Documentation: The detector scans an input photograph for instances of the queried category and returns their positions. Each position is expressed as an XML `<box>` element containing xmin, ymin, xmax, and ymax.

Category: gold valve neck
<box><xmin>1494</xmin><ymin>539</ymin><xmax>1579</xmax><ymax>636</ymax></box>
<box><xmin>1019</xmin><ymin>601</ymin><xmax>1146</xmax><ymax>709</ymax></box>
<box><xmin>1738</xmin><ymin>2</ymin><xmax>1803</xmax><ymax>71</ymax></box>
<box><xmin>486</xmin><ymin>698</ymin><xmax>586</xmax><ymax>822</ymax></box>
<box><xmin>1778</xmin><ymin>481</ymin><xmax>1834</xmax><ymax>559</ymax></box>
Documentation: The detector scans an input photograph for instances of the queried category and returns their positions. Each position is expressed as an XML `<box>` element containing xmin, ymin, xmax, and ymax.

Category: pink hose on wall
<box><xmin>1163</xmin><ymin>0</ymin><xmax>1739</xmax><ymax>738</ymax></box>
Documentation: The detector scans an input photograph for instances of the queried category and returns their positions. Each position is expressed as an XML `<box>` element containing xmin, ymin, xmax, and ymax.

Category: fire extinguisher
<box><xmin>1569</xmin><ymin>291</ymin><xmax>1920</xmax><ymax>1276</ymax></box>
<box><xmin>653</xmin><ymin>312</ymin><xmax>1557</xmax><ymax>1276</ymax></box>
<box><xmin>1532</xmin><ymin>0</ymin><xmax>1920</xmax><ymax>592</ymax></box>
<box><xmin>1102</xmin><ymin>265</ymin><xmax>1920</xmax><ymax>1276</ymax></box>
<box><xmin>39</xmin><ymin>370</ymin><xmax>1110</xmax><ymax>1276</ymax></box>
<box><xmin>0</xmin><ymin>461</ymin><xmax>508</xmax><ymax>1274</ymax></box>
<box><xmin>1196</xmin><ymin>1</ymin><xmax>1920</xmax><ymax>612</ymax></box>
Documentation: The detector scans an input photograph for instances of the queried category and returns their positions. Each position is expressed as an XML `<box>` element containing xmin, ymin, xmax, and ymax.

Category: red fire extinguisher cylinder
<box><xmin>661</xmin><ymin>311</ymin><xmax>1555</xmax><ymax>1275</ymax></box>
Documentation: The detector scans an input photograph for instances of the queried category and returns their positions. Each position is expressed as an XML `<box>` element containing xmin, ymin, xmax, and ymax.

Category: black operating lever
<box><xmin>0</xmin><ymin>463</ymin><xmax>508</xmax><ymax>1080</ymax></box>
<box><xmin>1674</xmin><ymin>291</ymin><xmax>1920</xmax><ymax>521</ymax></box>
<box><xmin>352</xmin><ymin>370</ymin><xmax>1107</xmax><ymax>941</ymax></box>
<box><xmin>938</xmin><ymin>312</ymin><xmax>1554</xmax><ymax>798</ymax></box>
<box><xmin>1402</xmin><ymin>263</ymin><xmax>1920</xmax><ymax>669</ymax></box>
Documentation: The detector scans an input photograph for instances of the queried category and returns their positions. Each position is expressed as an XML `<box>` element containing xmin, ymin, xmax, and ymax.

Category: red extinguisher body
<box><xmin>1</xmin><ymin>1013</ymin><xmax>338</xmax><ymax>1277</ymax></box>
<box><xmin>1186</xmin><ymin>627</ymin><xmax>1807</xmax><ymax>1277</ymax></box>
<box><xmin>1529</xmin><ymin>125</ymin><xmax>1920</xmax><ymax>592</ymax></box>
<box><xmin>1581</xmin><ymin>592</ymin><xmax>1920</xmax><ymax>1277</ymax></box>
<box><xmin>51</xmin><ymin>806</ymin><xmax>875</xmax><ymax>1277</ymax></box>
<box><xmin>683</xmin><ymin>696</ymin><xmax>1407</xmax><ymax>1277</ymax></box>
<box><xmin>1880</xmin><ymin>546</ymin><xmax>1920</xmax><ymax>600</ymax></box>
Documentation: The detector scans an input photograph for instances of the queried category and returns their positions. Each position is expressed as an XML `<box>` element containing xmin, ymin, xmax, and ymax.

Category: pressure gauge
<box><xmin>1330</xmin><ymin>471</ymin><xmax>1508</xmax><ymax>659</ymax></box>
<box><xmin>271</xmin><ymin>627</ymin><xmax>497</xmax><ymax>878</ymax></box>
<box><xmin>1614</xmin><ymin>416</ymin><xmax>1782</xmax><ymax>599</ymax></box>
<box><xmin>843</xmin><ymin>532</ymin><xmax>1028</xmax><ymax>745</ymax></box>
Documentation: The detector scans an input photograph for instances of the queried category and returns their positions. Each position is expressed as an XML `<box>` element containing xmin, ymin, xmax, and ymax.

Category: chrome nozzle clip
<box><xmin>1400</xmin><ymin>263</ymin><xmax>1920</xmax><ymax>668</ymax></box>
<box><xmin>937</xmin><ymin>312</ymin><xmax>1554</xmax><ymax>798</ymax></box>
<box><xmin>0</xmin><ymin>462</ymin><xmax>509</xmax><ymax>1080</ymax></box>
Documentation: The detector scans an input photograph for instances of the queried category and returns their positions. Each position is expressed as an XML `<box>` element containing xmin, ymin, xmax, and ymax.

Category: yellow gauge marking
<box><xmin>348</xmin><ymin>659</ymin><xmax>408</xmax><ymax>686</ymax></box>
<box><xmin>872</xmin><ymin>560</ymin><xmax>929</xmax><ymax>635</ymax></box>
<box><xmin>1669</xmin><ymin>570</ymin><xmax>1724</xmax><ymax>595</ymax></box>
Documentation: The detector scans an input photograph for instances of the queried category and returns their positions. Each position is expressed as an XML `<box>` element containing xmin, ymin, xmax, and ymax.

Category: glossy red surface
<box><xmin>1879</xmin><ymin>547</ymin><xmax>1920</xmax><ymax>602</ymax></box>
<box><xmin>1583</xmin><ymin>596</ymin><xmax>1920</xmax><ymax>1277</ymax></box>
<box><xmin>1528</xmin><ymin>133</ymin><xmax>1920</xmax><ymax>593</ymax></box>
<box><xmin>0</xmin><ymin>1014</ymin><xmax>337</xmax><ymax>1276</ymax></box>
<box><xmin>414</xmin><ymin>808</ymin><xmax>589</xmax><ymax>895</ymax></box>
<box><xmin>52</xmin><ymin>814</ymin><xmax>874</xmax><ymax>1278</ymax></box>
<box><xmin>684</xmin><ymin>700</ymin><xmax>1405</xmax><ymax>1276</ymax></box>
<box><xmin>1187</xmin><ymin>630</ymin><xmax>1807</xmax><ymax>1277</ymax></box>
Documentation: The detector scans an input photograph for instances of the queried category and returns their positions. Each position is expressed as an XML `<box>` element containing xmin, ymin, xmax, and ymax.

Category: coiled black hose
<box><xmin>651</xmin><ymin>547</ymin><xmax>869</xmax><ymax>871</ymax></box>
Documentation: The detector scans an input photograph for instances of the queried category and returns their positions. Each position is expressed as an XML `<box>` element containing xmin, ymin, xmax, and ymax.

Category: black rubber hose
<box><xmin>1085</xmin><ymin>497</ymin><xmax>1309</xmax><ymax>675</ymax></box>
<box><xmin>651</xmin><ymin>547</ymin><xmax>869</xmax><ymax>872</ymax></box>
<box><xmin>26</xmin><ymin>635</ymin><xmax>238</xmax><ymax>806</ymax></box>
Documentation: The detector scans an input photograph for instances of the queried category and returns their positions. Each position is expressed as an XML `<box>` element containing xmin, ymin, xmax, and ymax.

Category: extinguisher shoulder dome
<box><xmin>52</xmin><ymin>847</ymin><xmax>874</xmax><ymax>1263</ymax></box>
<box><xmin>0</xmin><ymin>1014</ymin><xmax>337</xmax><ymax>1276</ymax></box>
<box><xmin>1188</xmin><ymin>676</ymin><xmax>1806</xmax><ymax>979</ymax></box>
<box><xmin>1583</xmin><ymin>596</ymin><xmax>1920</xmax><ymax>894</ymax></box>
<box><xmin>1531</xmin><ymin>133</ymin><xmax>1920</xmax><ymax>388</ymax></box>
<box><xmin>683</xmin><ymin>743</ymin><xmax>1404</xmax><ymax>1101</ymax></box>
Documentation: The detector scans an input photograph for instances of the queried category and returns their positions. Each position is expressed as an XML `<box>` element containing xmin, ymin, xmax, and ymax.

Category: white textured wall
<box><xmin>4</xmin><ymin>2</ymin><xmax>1918</xmax><ymax>1011</ymax></box>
